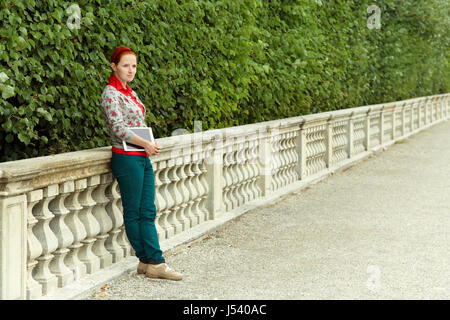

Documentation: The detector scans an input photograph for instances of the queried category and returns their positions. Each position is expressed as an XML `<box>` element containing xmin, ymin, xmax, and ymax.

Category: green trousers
<box><xmin>111</xmin><ymin>153</ymin><xmax>165</xmax><ymax>265</ymax></box>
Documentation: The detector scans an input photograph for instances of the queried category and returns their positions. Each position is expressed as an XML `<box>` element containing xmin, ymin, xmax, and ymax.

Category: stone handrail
<box><xmin>0</xmin><ymin>93</ymin><xmax>448</xmax><ymax>299</ymax></box>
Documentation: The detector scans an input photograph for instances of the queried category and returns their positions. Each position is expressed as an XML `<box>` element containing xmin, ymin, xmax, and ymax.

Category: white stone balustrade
<box><xmin>0</xmin><ymin>93</ymin><xmax>448</xmax><ymax>299</ymax></box>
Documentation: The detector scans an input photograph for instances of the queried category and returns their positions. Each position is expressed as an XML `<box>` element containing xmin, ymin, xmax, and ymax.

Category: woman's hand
<box><xmin>129</xmin><ymin>134</ymin><xmax>161</xmax><ymax>155</ymax></box>
<box><xmin>144</xmin><ymin>141</ymin><xmax>161</xmax><ymax>155</ymax></box>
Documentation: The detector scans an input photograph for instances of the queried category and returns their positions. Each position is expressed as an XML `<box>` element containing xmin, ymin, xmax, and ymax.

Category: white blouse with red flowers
<box><xmin>100</xmin><ymin>75</ymin><xmax>149</xmax><ymax>156</ymax></box>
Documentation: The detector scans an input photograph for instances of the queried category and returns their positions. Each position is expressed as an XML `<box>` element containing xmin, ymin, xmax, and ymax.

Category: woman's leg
<box><xmin>140</xmin><ymin>157</ymin><xmax>182</xmax><ymax>280</ymax></box>
<box><xmin>139</xmin><ymin>157</ymin><xmax>165</xmax><ymax>264</ymax></box>
<box><xmin>110</xmin><ymin>153</ymin><xmax>148</xmax><ymax>263</ymax></box>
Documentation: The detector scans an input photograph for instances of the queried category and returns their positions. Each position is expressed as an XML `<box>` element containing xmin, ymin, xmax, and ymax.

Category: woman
<box><xmin>100</xmin><ymin>46</ymin><xmax>182</xmax><ymax>281</ymax></box>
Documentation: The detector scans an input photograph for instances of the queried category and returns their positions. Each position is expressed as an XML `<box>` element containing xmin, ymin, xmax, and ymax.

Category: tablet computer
<box><xmin>123</xmin><ymin>127</ymin><xmax>155</xmax><ymax>151</ymax></box>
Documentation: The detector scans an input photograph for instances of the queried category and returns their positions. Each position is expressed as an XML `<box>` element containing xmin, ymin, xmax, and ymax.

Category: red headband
<box><xmin>110</xmin><ymin>46</ymin><xmax>136</xmax><ymax>64</ymax></box>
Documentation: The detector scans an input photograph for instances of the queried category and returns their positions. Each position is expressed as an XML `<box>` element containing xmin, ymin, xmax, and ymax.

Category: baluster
<box><xmin>65</xmin><ymin>179</ymin><xmax>87</xmax><ymax>280</ymax></box>
<box><xmin>443</xmin><ymin>96</ymin><xmax>448</xmax><ymax>119</ymax></box>
<box><xmin>272</xmin><ymin>133</ymin><xmax>282</xmax><ymax>189</ymax></box>
<box><xmin>418</xmin><ymin>101</ymin><xmax>422</xmax><ymax>127</ymax></box>
<box><xmin>92</xmin><ymin>173</ymin><xmax>113</xmax><ymax>269</ymax></box>
<box><xmin>166</xmin><ymin>160</ymin><xmax>183</xmax><ymax>234</ymax></box>
<box><xmin>254</xmin><ymin>138</ymin><xmax>263</xmax><ymax>197</ymax></box>
<box><xmin>26</xmin><ymin>190</ymin><xmax>43</xmax><ymax>299</ymax></box>
<box><xmin>416</xmin><ymin>101</ymin><xmax>420</xmax><ymax>128</ymax></box>
<box><xmin>290</xmin><ymin>132</ymin><xmax>299</xmax><ymax>182</ymax></box>
<box><xmin>252</xmin><ymin>138</ymin><xmax>262</xmax><ymax>198</ymax></box>
<box><xmin>242</xmin><ymin>141</ymin><xmax>252</xmax><ymax>203</ymax></box>
<box><xmin>315</xmin><ymin>130</ymin><xmax>322</xmax><ymax>172</ymax></box>
<box><xmin>198</xmin><ymin>159</ymin><xmax>210</xmax><ymax>221</ymax></box>
<box><xmin>320</xmin><ymin>127</ymin><xmax>327</xmax><ymax>170</ymax></box>
<box><xmin>373</xmin><ymin>114</ymin><xmax>379</xmax><ymax>146</ymax></box>
<box><xmin>305</xmin><ymin>129</ymin><xmax>312</xmax><ymax>176</ymax></box>
<box><xmin>331</xmin><ymin>125</ymin><xmax>337</xmax><ymax>163</ymax></box>
<box><xmin>288</xmin><ymin>132</ymin><xmax>296</xmax><ymax>182</ymax></box>
<box><xmin>386</xmin><ymin>111</ymin><xmax>391</xmax><ymax>139</ymax></box>
<box><xmin>283</xmin><ymin>133</ymin><xmax>291</xmax><ymax>184</ymax></box>
<box><xmin>104</xmin><ymin>179</ymin><xmax>124</xmax><ymax>263</ymax></box>
<box><xmin>315</xmin><ymin>129</ymin><xmax>322</xmax><ymax>172</ymax></box>
<box><xmin>279</xmin><ymin>134</ymin><xmax>288</xmax><ymax>186</ymax></box>
<box><xmin>222</xmin><ymin>150</ymin><xmax>231</xmax><ymax>211</ymax></box>
<box><xmin>245</xmin><ymin>139</ymin><xmax>256</xmax><ymax>201</ymax></box>
<box><xmin>176</xmin><ymin>159</ymin><xmax>191</xmax><ymax>231</ymax></box>
<box><xmin>423</xmin><ymin>98</ymin><xmax>427</xmax><ymax>126</ymax></box>
<box><xmin>282</xmin><ymin>134</ymin><xmax>291</xmax><ymax>184</ymax></box>
<box><xmin>307</xmin><ymin>131</ymin><xmax>314</xmax><ymax>175</ymax></box>
<box><xmin>312</xmin><ymin>129</ymin><xmax>318</xmax><ymax>174</ymax></box>
<box><xmin>313</xmin><ymin>130</ymin><xmax>322</xmax><ymax>173</ymax></box>
<box><xmin>232</xmin><ymin>149</ymin><xmax>243</xmax><ymax>207</ymax></box>
<box><xmin>201</xmin><ymin>155</ymin><xmax>211</xmax><ymax>220</ymax></box>
<box><xmin>280</xmin><ymin>127</ymin><xmax>286</xmax><ymax>170</ymax></box>
<box><xmin>234</xmin><ymin>143</ymin><xmax>246</xmax><ymax>206</ymax></box>
<box><xmin>291</xmin><ymin>131</ymin><xmax>297</xmax><ymax>180</ymax></box>
<box><xmin>428</xmin><ymin>97</ymin><xmax>433</xmax><ymax>123</ymax></box>
<box><xmin>229</xmin><ymin>149</ymin><xmax>240</xmax><ymax>209</ymax></box>
<box><xmin>270</xmin><ymin>136</ymin><xmax>277</xmax><ymax>190</ymax></box>
<box><xmin>222</xmin><ymin>156</ymin><xmax>230</xmax><ymax>212</ymax></box>
<box><xmin>78</xmin><ymin>176</ymin><xmax>101</xmax><ymax>274</ymax></box>
<box><xmin>391</xmin><ymin>107</ymin><xmax>397</xmax><ymax>139</ymax></box>
<box><xmin>342</xmin><ymin>122</ymin><xmax>349</xmax><ymax>159</ymax></box>
<box><xmin>159</xmin><ymin>161</ymin><xmax>176</xmax><ymax>239</ymax></box>
<box><xmin>116</xmin><ymin>185</ymin><xmax>132</xmax><ymax>258</ymax></box>
<box><xmin>224</xmin><ymin>150</ymin><xmax>233</xmax><ymax>211</ymax></box>
<box><xmin>49</xmin><ymin>181</ymin><xmax>75</xmax><ymax>287</ymax></box>
<box><xmin>241</xmin><ymin>143</ymin><xmax>252</xmax><ymax>202</ymax></box>
<box><xmin>435</xmin><ymin>97</ymin><xmax>439</xmax><ymax>120</ymax></box>
<box><xmin>246</xmin><ymin>138</ymin><xmax>256</xmax><ymax>198</ymax></box>
<box><xmin>32</xmin><ymin>185</ymin><xmax>59</xmax><ymax>296</ymax></box>
<box><xmin>434</xmin><ymin>97</ymin><xmax>439</xmax><ymax>121</ymax></box>
<box><xmin>192</xmin><ymin>160</ymin><xmax>206</xmax><ymax>224</ymax></box>
<box><xmin>185</xmin><ymin>160</ymin><xmax>199</xmax><ymax>227</ymax></box>
<box><xmin>435</xmin><ymin>97</ymin><xmax>440</xmax><ymax>120</ymax></box>
<box><xmin>443</xmin><ymin>96</ymin><xmax>447</xmax><ymax>119</ymax></box>
<box><xmin>284</xmin><ymin>133</ymin><xmax>293</xmax><ymax>184</ymax></box>
<box><xmin>154</xmin><ymin>161</ymin><xmax>167</xmax><ymax>240</ymax></box>
<box><xmin>311</xmin><ymin>130</ymin><xmax>318</xmax><ymax>174</ymax></box>
<box><xmin>334</xmin><ymin>123</ymin><xmax>341</xmax><ymax>162</ymax></box>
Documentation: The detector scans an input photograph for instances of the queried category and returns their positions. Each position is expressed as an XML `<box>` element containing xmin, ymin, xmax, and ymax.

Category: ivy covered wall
<box><xmin>1</xmin><ymin>0</ymin><xmax>449</xmax><ymax>162</ymax></box>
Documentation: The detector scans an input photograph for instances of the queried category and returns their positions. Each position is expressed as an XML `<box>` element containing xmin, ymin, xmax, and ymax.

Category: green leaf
<box><xmin>2</xmin><ymin>118</ymin><xmax>12</xmax><ymax>131</ymax></box>
<box><xmin>0</xmin><ymin>84</ymin><xmax>15</xmax><ymax>99</ymax></box>
<box><xmin>5</xmin><ymin>134</ymin><xmax>14</xmax><ymax>143</ymax></box>
<box><xmin>18</xmin><ymin>132</ymin><xmax>31</xmax><ymax>145</ymax></box>
<box><xmin>40</xmin><ymin>136</ymin><xmax>48</xmax><ymax>144</ymax></box>
<box><xmin>74</xmin><ymin>69</ymin><xmax>84</xmax><ymax>80</ymax></box>
<box><xmin>0</xmin><ymin>72</ymin><xmax>9</xmax><ymax>83</ymax></box>
<box><xmin>51</xmin><ymin>7</ymin><xmax>64</xmax><ymax>22</ymax></box>
<box><xmin>37</xmin><ymin>107</ymin><xmax>53</xmax><ymax>121</ymax></box>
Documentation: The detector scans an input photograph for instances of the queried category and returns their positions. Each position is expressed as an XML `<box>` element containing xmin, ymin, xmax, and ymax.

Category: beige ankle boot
<box><xmin>145</xmin><ymin>263</ymin><xmax>183</xmax><ymax>281</ymax></box>
<box><xmin>137</xmin><ymin>262</ymin><xmax>147</xmax><ymax>275</ymax></box>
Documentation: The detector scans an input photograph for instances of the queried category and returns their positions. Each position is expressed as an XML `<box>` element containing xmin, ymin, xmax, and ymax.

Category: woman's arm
<box><xmin>101</xmin><ymin>90</ymin><xmax>136</xmax><ymax>143</ymax></box>
<box><xmin>129</xmin><ymin>134</ymin><xmax>161</xmax><ymax>155</ymax></box>
<box><xmin>101</xmin><ymin>89</ymin><xmax>160</xmax><ymax>155</ymax></box>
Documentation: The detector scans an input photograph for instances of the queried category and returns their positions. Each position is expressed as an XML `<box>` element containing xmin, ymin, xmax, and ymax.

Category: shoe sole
<box><xmin>145</xmin><ymin>273</ymin><xmax>182</xmax><ymax>281</ymax></box>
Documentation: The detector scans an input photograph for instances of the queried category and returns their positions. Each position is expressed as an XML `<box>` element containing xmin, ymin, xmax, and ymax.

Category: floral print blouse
<box><xmin>100</xmin><ymin>75</ymin><xmax>148</xmax><ymax>155</ymax></box>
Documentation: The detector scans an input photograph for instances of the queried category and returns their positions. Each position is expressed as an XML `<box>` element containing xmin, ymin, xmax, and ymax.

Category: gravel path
<box><xmin>84</xmin><ymin>120</ymin><xmax>450</xmax><ymax>300</ymax></box>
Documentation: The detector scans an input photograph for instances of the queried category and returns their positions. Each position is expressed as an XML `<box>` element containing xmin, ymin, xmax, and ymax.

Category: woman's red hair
<box><xmin>110</xmin><ymin>46</ymin><xmax>136</xmax><ymax>65</ymax></box>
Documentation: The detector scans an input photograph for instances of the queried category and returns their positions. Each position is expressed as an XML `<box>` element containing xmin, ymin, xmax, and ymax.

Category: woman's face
<box><xmin>111</xmin><ymin>53</ymin><xmax>137</xmax><ymax>84</ymax></box>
